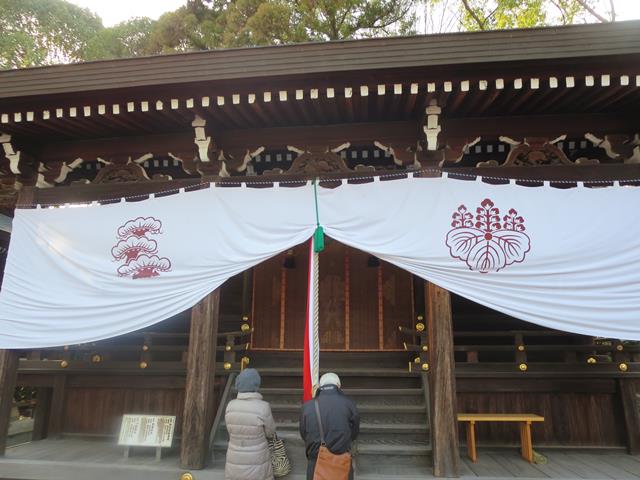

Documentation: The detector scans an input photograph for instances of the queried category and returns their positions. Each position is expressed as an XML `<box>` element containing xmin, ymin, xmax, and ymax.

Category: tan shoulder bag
<box><xmin>313</xmin><ymin>399</ymin><xmax>351</xmax><ymax>480</ymax></box>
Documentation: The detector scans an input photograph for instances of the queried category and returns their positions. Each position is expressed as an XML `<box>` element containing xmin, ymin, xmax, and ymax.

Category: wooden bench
<box><xmin>457</xmin><ymin>413</ymin><xmax>544</xmax><ymax>463</ymax></box>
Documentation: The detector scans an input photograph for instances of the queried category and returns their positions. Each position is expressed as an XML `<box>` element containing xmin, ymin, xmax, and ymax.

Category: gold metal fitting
<box><xmin>619</xmin><ymin>362</ymin><xmax>629</xmax><ymax>372</ymax></box>
<box><xmin>142</xmin><ymin>344</ymin><xmax>150</xmax><ymax>352</ymax></box>
<box><xmin>616</xmin><ymin>344</ymin><xmax>624</xmax><ymax>352</ymax></box>
<box><xmin>242</xmin><ymin>315</ymin><xmax>249</xmax><ymax>321</ymax></box>
<box><xmin>417</xmin><ymin>315</ymin><xmax>424</xmax><ymax>321</ymax></box>
<box><xmin>91</xmin><ymin>354</ymin><xmax>102</xmax><ymax>364</ymax></box>
<box><xmin>241</xmin><ymin>356</ymin><xmax>250</xmax><ymax>365</ymax></box>
<box><xmin>180</xmin><ymin>473</ymin><xmax>194</xmax><ymax>480</ymax></box>
<box><xmin>517</xmin><ymin>345</ymin><xmax>525</xmax><ymax>352</ymax></box>
<box><xmin>139</xmin><ymin>361</ymin><xmax>148</xmax><ymax>369</ymax></box>
<box><xmin>415</xmin><ymin>323</ymin><xmax>425</xmax><ymax>332</ymax></box>
<box><xmin>60</xmin><ymin>360</ymin><xmax>69</xmax><ymax>368</ymax></box>
<box><xmin>421</xmin><ymin>363</ymin><xmax>430</xmax><ymax>371</ymax></box>
<box><xmin>402</xmin><ymin>342</ymin><xmax>407</xmax><ymax>351</ymax></box>
<box><xmin>224</xmin><ymin>362</ymin><xmax>232</xmax><ymax>370</ymax></box>
<box><xmin>408</xmin><ymin>362</ymin><xmax>413</xmax><ymax>373</ymax></box>
<box><xmin>518</xmin><ymin>363</ymin><xmax>528</xmax><ymax>372</ymax></box>
<box><xmin>422</xmin><ymin>345</ymin><xmax>429</xmax><ymax>352</ymax></box>
<box><xmin>587</xmin><ymin>356</ymin><xmax>597</xmax><ymax>364</ymax></box>
<box><xmin>414</xmin><ymin>357</ymin><xmax>421</xmax><ymax>364</ymax></box>
<box><xmin>241</xmin><ymin>323</ymin><xmax>251</xmax><ymax>333</ymax></box>
<box><xmin>225</xmin><ymin>345</ymin><xmax>232</xmax><ymax>352</ymax></box>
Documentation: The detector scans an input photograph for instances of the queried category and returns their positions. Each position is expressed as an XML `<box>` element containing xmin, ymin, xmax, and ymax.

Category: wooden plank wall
<box><xmin>457</xmin><ymin>379</ymin><xmax>627</xmax><ymax>447</ymax></box>
<box><xmin>44</xmin><ymin>375</ymin><xmax>226</xmax><ymax>437</ymax></box>
<box><xmin>251</xmin><ymin>240</ymin><xmax>412</xmax><ymax>350</ymax></box>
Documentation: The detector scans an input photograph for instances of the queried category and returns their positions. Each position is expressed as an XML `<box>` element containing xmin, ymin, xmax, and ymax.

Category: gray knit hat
<box><xmin>236</xmin><ymin>368</ymin><xmax>261</xmax><ymax>393</ymax></box>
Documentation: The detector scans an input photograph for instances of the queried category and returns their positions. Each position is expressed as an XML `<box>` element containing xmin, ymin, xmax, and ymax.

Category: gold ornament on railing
<box><xmin>518</xmin><ymin>363</ymin><xmax>528</xmax><ymax>372</ymax></box>
<box><xmin>240</xmin><ymin>357</ymin><xmax>250</xmax><ymax>371</ymax></box>
<box><xmin>180</xmin><ymin>473</ymin><xmax>194</xmax><ymax>480</ymax></box>
<box><xmin>619</xmin><ymin>363</ymin><xmax>629</xmax><ymax>372</ymax></box>
<box><xmin>517</xmin><ymin>345</ymin><xmax>525</xmax><ymax>352</ymax></box>
<box><xmin>422</xmin><ymin>345</ymin><xmax>429</xmax><ymax>352</ymax></box>
<box><xmin>142</xmin><ymin>344</ymin><xmax>150</xmax><ymax>352</ymax></box>
<box><xmin>587</xmin><ymin>356</ymin><xmax>597</xmax><ymax>364</ymax></box>
<box><xmin>225</xmin><ymin>345</ymin><xmax>232</xmax><ymax>351</ymax></box>
<box><xmin>139</xmin><ymin>361</ymin><xmax>148</xmax><ymax>369</ymax></box>
<box><xmin>616</xmin><ymin>344</ymin><xmax>624</xmax><ymax>351</ymax></box>
<box><xmin>417</xmin><ymin>315</ymin><xmax>424</xmax><ymax>321</ymax></box>
<box><xmin>91</xmin><ymin>354</ymin><xmax>102</xmax><ymax>364</ymax></box>
<box><xmin>414</xmin><ymin>356</ymin><xmax>421</xmax><ymax>364</ymax></box>
<box><xmin>241</xmin><ymin>323</ymin><xmax>251</xmax><ymax>333</ymax></box>
<box><xmin>415</xmin><ymin>323</ymin><xmax>425</xmax><ymax>332</ymax></box>
<box><xmin>242</xmin><ymin>315</ymin><xmax>249</xmax><ymax>321</ymax></box>
<box><xmin>60</xmin><ymin>360</ymin><xmax>69</xmax><ymax>368</ymax></box>
<box><xmin>224</xmin><ymin>362</ymin><xmax>232</xmax><ymax>370</ymax></box>
<box><xmin>421</xmin><ymin>363</ymin><xmax>430</xmax><ymax>371</ymax></box>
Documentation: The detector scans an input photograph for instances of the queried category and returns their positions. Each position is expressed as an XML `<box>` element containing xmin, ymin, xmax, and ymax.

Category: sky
<box><xmin>67</xmin><ymin>0</ymin><xmax>640</xmax><ymax>28</ymax></box>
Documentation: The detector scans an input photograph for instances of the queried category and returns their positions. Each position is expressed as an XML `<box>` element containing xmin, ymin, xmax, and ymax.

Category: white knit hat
<box><xmin>319</xmin><ymin>372</ymin><xmax>341</xmax><ymax>388</ymax></box>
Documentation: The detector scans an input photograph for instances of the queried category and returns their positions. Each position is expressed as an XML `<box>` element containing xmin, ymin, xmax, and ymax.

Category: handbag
<box><xmin>313</xmin><ymin>400</ymin><xmax>351</xmax><ymax>480</ymax></box>
<box><xmin>269</xmin><ymin>433</ymin><xmax>292</xmax><ymax>477</ymax></box>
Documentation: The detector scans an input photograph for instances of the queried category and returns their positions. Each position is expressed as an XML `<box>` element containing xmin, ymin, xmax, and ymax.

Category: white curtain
<box><xmin>1</xmin><ymin>176</ymin><xmax>640</xmax><ymax>348</ymax></box>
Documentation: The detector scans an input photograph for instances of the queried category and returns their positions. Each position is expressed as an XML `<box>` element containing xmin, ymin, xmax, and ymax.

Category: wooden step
<box><xmin>258</xmin><ymin>387</ymin><xmax>423</xmax><ymax>396</ymax></box>
<box><xmin>270</xmin><ymin>403</ymin><xmax>427</xmax><ymax>414</ymax></box>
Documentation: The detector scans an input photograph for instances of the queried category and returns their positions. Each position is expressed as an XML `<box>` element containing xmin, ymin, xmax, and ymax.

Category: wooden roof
<box><xmin>1</xmin><ymin>20</ymin><xmax>639</xmax><ymax>100</ymax></box>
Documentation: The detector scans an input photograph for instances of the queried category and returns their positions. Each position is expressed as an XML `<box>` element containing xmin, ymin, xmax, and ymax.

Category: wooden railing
<box><xmin>400</xmin><ymin>327</ymin><xmax>640</xmax><ymax>374</ymax></box>
<box><xmin>17</xmin><ymin>329</ymin><xmax>253</xmax><ymax>374</ymax></box>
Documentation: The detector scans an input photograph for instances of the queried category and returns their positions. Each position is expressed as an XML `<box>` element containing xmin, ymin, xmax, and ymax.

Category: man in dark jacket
<box><xmin>299</xmin><ymin>372</ymin><xmax>360</xmax><ymax>480</ymax></box>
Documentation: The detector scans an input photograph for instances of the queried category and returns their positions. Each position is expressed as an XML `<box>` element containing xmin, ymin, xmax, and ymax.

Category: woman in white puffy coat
<box><xmin>225</xmin><ymin>368</ymin><xmax>276</xmax><ymax>480</ymax></box>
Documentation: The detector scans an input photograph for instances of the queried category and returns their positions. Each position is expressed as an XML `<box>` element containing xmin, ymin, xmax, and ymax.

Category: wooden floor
<box><xmin>1</xmin><ymin>438</ymin><xmax>639</xmax><ymax>480</ymax></box>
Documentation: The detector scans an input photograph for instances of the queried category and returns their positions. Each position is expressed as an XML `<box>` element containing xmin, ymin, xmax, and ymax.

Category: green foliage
<box><xmin>425</xmin><ymin>0</ymin><xmax>608</xmax><ymax>31</ymax></box>
<box><xmin>0</xmin><ymin>0</ymin><xmax>617</xmax><ymax>68</ymax></box>
<box><xmin>147</xmin><ymin>0</ymin><xmax>418</xmax><ymax>53</ymax></box>
<box><xmin>83</xmin><ymin>18</ymin><xmax>156</xmax><ymax>61</ymax></box>
<box><xmin>0</xmin><ymin>0</ymin><xmax>102</xmax><ymax>69</ymax></box>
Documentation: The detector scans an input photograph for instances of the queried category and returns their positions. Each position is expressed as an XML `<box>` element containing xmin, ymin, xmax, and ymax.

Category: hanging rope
<box><xmin>312</xmin><ymin>178</ymin><xmax>325</xmax><ymax>253</ymax></box>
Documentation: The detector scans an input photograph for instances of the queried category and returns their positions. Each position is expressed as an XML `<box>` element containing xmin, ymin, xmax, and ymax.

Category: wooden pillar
<box><xmin>0</xmin><ymin>187</ymin><xmax>32</xmax><ymax>455</ymax></box>
<box><xmin>426</xmin><ymin>282</ymin><xmax>459</xmax><ymax>478</ymax></box>
<box><xmin>619</xmin><ymin>379</ymin><xmax>640</xmax><ymax>455</ymax></box>
<box><xmin>0</xmin><ymin>350</ymin><xmax>18</xmax><ymax>455</ymax></box>
<box><xmin>31</xmin><ymin>387</ymin><xmax>52</xmax><ymax>441</ymax></box>
<box><xmin>47</xmin><ymin>375</ymin><xmax>67</xmax><ymax>438</ymax></box>
<box><xmin>181</xmin><ymin>289</ymin><xmax>221</xmax><ymax>469</ymax></box>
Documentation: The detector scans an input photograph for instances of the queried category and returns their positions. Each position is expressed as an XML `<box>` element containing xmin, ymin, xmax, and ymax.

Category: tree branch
<box><xmin>610</xmin><ymin>0</ymin><xmax>616</xmax><ymax>21</ymax></box>
<box><xmin>574</xmin><ymin>0</ymin><xmax>611</xmax><ymax>22</ymax></box>
<box><xmin>461</xmin><ymin>0</ymin><xmax>485</xmax><ymax>29</ymax></box>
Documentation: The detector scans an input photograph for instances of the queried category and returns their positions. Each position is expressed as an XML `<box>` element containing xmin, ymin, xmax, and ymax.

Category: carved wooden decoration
<box><xmin>92</xmin><ymin>162</ymin><xmax>150</xmax><ymax>184</ymax></box>
<box><xmin>220</xmin><ymin>147</ymin><xmax>265</xmax><ymax>177</ymax></box>
<box><xmin>286</xmin><ymin>145</ymin><xmax>352</xmax><ymax>175</ymax></box>
<box><xmin>374</xmin><ymin>141</ymin><xmax>418</xmax><ymax>167</ymax></box>
<box><xmin>477</xmin><ymin>136</ymin><xmax>599</xmax><ymax>168</ymax></box>
<box><xmin>423</xmin><ymin>99</ymin><xmax>441</xmax><ymax>151</ymax></box>
<box><xmin>585</xmin><ymin>133</ymin><xmax>640</xmax><ymax>164</ymax></box>
<box><xmin>416</xmin><ymin>137</ymin><xmax>481</xmax><ymax>168</ymax></box>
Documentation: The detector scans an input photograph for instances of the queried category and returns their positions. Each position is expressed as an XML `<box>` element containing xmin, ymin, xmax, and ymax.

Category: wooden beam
<box><xmin>619</xmin><ymin>378</ymin><xmax>640</xmax><ymax>454</ymax></box>
<box><xmin>426</xmin><ymin>282</ymin><xmax>459</xmax><ymax>478</ymax></box>
<box><xmin>181</xmin><ymin>289</ymin><xmax>221</xmax><ymax>469</ymax></box>
<box><xmin>0</xmin><ymin>350</ymin><xmax>18</xmax><ymax>455</ymax></box>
